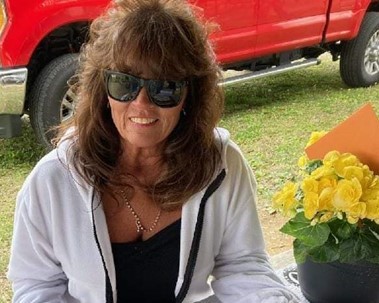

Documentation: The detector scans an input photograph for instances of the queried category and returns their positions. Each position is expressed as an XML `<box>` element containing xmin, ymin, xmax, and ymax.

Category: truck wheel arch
<box><xmin>24</xmin><ymin>21</ymin><xmax>88</xmax><ymax>108</ymax></box>
<box><xmin>29</xmin><ymin>53</ymin><xmax>79</xmax><ymax>148</ymax></box>
<box><xmin>1</xmin><ymin>3</ymin><xmax>107</xmax><ymax>67</ymax></box>
<box><xmin>340</xmin><ymin>11</ymin><xmax>379</xmax><ymax>87</ymax></box>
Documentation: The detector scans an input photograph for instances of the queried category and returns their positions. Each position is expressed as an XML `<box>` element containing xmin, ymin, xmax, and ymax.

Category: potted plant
<box><xmin>273</xmin><ymin>131</ymin><xmax>379</xmax><ymax>303</ymax></box>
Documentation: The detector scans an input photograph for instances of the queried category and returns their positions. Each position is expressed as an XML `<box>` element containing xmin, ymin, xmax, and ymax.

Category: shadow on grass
<box><xmin>0</xmin><ymin>119</ymin><xmax>46</xmax><ymax>170</ymax></box>
<box><xmin>223</xmin><ymin>60</ymin><xmax>346</xmax><ymax>116</ymax></box>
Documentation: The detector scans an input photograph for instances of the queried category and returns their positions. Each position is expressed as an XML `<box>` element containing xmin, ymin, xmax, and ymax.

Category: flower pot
<box><xmin>297</xmin><ymin>258</ymin><xmax>379</xmax><ymax>303</ymax></box>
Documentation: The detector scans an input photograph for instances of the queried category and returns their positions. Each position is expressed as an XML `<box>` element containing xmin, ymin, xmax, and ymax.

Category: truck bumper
<box><xmin>0</xmin><ymin>67</ymin><xmax>28</xmax><ymax>138</ymax></box>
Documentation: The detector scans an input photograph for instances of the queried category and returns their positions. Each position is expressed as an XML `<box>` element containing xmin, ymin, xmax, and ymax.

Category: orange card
<box><xmin>305</xmin><ymin>103</ymin><xmax>379</xmax><ymax>174</ymax></box>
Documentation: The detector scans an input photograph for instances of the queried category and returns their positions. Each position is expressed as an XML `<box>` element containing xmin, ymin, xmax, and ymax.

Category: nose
<box><xmin>132</xmin><ymin>87</ymin><xmax>153</xmax><ymax>108</ymax></box>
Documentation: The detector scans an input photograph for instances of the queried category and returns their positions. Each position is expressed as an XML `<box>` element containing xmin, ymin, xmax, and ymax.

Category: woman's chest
<box><xmin>103</xmin><ymin>189</ymin><xmax>181</xmax><ymax>242</ymax></box>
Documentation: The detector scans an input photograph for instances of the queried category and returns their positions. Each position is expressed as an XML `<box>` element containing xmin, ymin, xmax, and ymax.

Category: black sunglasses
<box><xmin>104</xmin><ymin>70</ymin><xmax>188</xmax><ymax>108</ymax></box>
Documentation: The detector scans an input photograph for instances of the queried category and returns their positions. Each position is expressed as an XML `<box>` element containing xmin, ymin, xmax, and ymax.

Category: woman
<box><xmin>8</xmin><ymin>0</ymin><xmax>300</xmax><ymax>302</ymax></box>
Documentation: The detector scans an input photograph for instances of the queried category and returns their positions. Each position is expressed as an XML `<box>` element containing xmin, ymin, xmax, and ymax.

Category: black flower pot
<box><xmin>297</xmin><ymin>258</ymin><xmax>379</xmax><ymax>303</ymax></box>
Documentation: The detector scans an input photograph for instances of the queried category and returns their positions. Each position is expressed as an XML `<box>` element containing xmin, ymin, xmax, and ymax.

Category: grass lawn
<box><xmin>1</xmin><ymin>55</ymin><xmax>379</xmax><ymax>301</ymax></box>
<box><xmin>0</xmin><ymin>121</ymin><xmax>45</xmax><ymax>302</ymax></box>
<box><xmin>221</xmin><ymin>56</ymin><xmax>379</xmax><ymax>205</ymax></box>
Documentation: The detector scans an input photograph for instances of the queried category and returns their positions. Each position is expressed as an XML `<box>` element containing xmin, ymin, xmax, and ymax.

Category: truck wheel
<box><xmin>29</xmin><ymin>53</ymin><xmax>79</xmax><ymax>148</ymax></box>
<box><xmin>340</xmin><ymin>12</ymin><xmax>379</xmax><ymax>87</ymax></box>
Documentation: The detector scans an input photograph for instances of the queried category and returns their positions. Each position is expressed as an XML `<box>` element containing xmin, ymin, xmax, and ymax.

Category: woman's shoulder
<box><xmin>17</xmin><ymin>139</ymin><xmax>93</xmax><ymax>213</ymax></box>
<box><xmin>20</xmin><ymin>138</ymin><xmax>79</xmax><ymax>195</ymax></box>
<box><xmin>214</xmin><ymin>127</ymin><xmax>249</xmax><ymax>169</ymax></box>
<box><xmin>33</xmin><ymin>135</ymin><xmax>75</xmax><ymax>173</ymax></box>
<box><xmin>29</xmin><ymin>149</ymin><xmax>66</xmax><ymax>178</ymax></box>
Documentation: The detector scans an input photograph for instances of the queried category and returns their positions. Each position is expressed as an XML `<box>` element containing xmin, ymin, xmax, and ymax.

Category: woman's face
<box><xmin>108</xmin><ymin>74</ymin><xmax>185</xmax><ymax>154</ymax></box>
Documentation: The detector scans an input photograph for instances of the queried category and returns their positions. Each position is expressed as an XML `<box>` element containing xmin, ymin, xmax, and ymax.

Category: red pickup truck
<box><xmin>1</xmin><ymin>0</ymin><xmax>379</xmax><ymax>147</ymax></box>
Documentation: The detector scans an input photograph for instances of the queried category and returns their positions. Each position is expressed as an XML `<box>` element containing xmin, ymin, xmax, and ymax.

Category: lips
<box><xmin>129</xmin><ymin>117</ymin><xmax>158</xmax><ymax>125</ymax></box>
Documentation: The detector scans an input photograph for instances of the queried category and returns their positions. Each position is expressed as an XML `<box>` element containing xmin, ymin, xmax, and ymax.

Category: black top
<box><xmin>111</xmin><ymin>219</ymin><xmax>181</xmax><ymax>303</ymax></box>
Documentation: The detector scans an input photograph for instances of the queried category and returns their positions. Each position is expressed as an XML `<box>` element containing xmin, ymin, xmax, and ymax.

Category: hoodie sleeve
<box><xmin>7</xmin><ymin>173</ymin><xmax>69</xmax><ymax>302</ymax></box>
<box><xmin>210</xmin><ymin>141</ymin><xmax>300</xmax><ymax>303</ymax></box>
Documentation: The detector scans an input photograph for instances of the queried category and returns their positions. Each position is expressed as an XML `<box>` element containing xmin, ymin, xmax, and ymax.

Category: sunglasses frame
<box><xmin>104</xmin><ymin>70</ymin><xmax>188</xmax><ymax>108</ymax></box>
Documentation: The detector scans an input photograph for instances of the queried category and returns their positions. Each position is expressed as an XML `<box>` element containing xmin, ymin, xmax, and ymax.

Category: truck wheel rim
<box><xmin>364</xmin><ymin>30</ymin><xmax>379</xmax><ymax>76</ymax></box>
<box><xmin>60</xmin><ymin>86</ymin><xmax>76</xmax><ymax>122</ymax></box>
<box><xmin>60</xmin><ymin>76</ymin><xmax>78</xmax><ymax>123</ymax></box>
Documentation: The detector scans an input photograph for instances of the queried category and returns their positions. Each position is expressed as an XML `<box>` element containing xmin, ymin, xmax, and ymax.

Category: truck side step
<box><xmin>220</xmin><ymin>58</ymin><xmax>321</xmax><ymax>86</ymax></box>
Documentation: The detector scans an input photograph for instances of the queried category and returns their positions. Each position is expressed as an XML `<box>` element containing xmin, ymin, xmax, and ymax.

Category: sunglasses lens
<box><xmin>105</xmin><ymin>70</ymin><xmax>186</xmax><ymax>107</ymax></box>
<box><xmin>107</xmin><ymin>73</ymin><xmax>140</xmax><ymax>102</ymax></box>
<box><xmin>149</xmin><ymin>80</ymin><xmax>185</xmax><ymax>107</ymax></box>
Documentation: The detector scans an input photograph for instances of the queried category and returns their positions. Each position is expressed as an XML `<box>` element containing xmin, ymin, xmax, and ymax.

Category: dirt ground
<box><xmin>258</xmin><ymin>207</ymin><xmax>294</xmax><ymax>256</ymax></box>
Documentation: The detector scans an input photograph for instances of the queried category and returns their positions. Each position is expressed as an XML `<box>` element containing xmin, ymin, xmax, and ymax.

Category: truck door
<box><xmin>191</xmin><ymin>0</ymin><xmax>258</xmax><ymax>65</ymax></box>
<box><xmin>325</xmin><ymin>0</ymin><xmax>371</xmax><ymax>41</ymax></box>
<box><xmin>255</xmin><ymin>0</ymin><xmax>329</xmax><ymax>56</ymax></box>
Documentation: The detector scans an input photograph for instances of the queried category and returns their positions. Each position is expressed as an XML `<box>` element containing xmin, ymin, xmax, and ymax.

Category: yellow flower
<box><xmin>361</xmin><ymin>176</ymin><xmax>379</xmax><ymax>201</ymax></box>
<box><xmin>303</xmin><ymin>192</ymin><xmax>319</xmax><ymax>220</ymax></box>
<box><xmin>273</xmin><ymin>131</ymin><xmax>379</xmax><ymax>239</ymax></box>
<box><xmin>368</xmin><ymin>175</ymin><xmax>379</xmax><ymax>190</ymax></box>
<box><xmin>332</xmin><ymin>178</ymin><xmax>362</xmax><ymax>211</ymax></box>
<box><xmin>306</xmin><ymin>131</ymin><xmax>328</xmax><ymax>147</ymax></box>
<box><xmin>334</xmin><ymin>153</ymin><xmax>361</xmax><ymax>177</ymax></box>
<box><xmin>347</xmin><ymin>215</ymin><xmax>359</xmax><ymax>224</ymax></box>
<box><xmin>319</xmin><ymin>187</ymin><xmax>335</xmax><ymax>211</ymax></box>
<box><xmin>319</xmin><ymin>211</ymin><xmax>334</xmax><ymax>223</ymax></box>
<box><xmin>318</xmin><ymin>176</ymin><xmax>338</xmax><ymax>193</ymax></box>
<box><xmin>342</xmin><ymin>166</ymin><xmax>364</xmax><ymax>181</ymax></box>
<box><xmin>360</xmin><ymin>166</ymin><xmax>375</xmax><ymax>192</ymax></box>
<box><xmin>371</xmin><ymin>175</ymin><xmax>379</xmax><ymax>188</ymax></box>
<box><xmin>273</xmin><ymin>182</ymin><xmax>298</xmax><ymax>216</ymax></box>
<box><xmin>301</xmin><ymin>177</ymin><xmax>318</xmax><ymax>194</ymax></box>
<box><xmin>311</xmin><ymin>166</ymin><xmax>335</xmax><ymax>180</ymax></box>
<box><xmin>366</xmin><ymin>199</ymin><xmax>379</xmax><ymax>221</ymax></box>
<box><xmin>346</xmin><ymin>202</ymin><xmax>366</xmax><ymax>223</ymax></box>
<box><xmin>323</xmin><ymin>151</ymin><xmax>341</xmax><ymax>167</ymax></box>
<box><xmin>298</xmin><ymin>155</ymin><xmax>309</xmax><ymax>169</ymax></box>
<box><xmin>362</xmin><ymin>188</ymin><xmax>379</xmax><ymax>202</ymax></box>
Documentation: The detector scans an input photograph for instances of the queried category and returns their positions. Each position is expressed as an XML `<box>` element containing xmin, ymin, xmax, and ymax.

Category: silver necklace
<box><xmin>119</xmin><ymin>190</ymin><xmax>161</xmax><ymax>233</ymax></box>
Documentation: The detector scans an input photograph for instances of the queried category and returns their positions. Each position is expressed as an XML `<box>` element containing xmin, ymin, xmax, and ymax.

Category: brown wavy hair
<box><xmin>56</xmin><ymin>0</ymin><xmax>224</xmax><ymax>209</ymax></box>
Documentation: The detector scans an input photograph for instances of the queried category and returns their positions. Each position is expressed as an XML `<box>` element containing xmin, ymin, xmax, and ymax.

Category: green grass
<box><xmin>0</xmin><ymin>120</ymin><xmax>45</xmax><ymax>302</ymax></box>
<box><xmin>1</xmin><ymin>56</ymin><xmax>379</xmax><ymax>300</ymax></box>
<box><xmin>220</xmin><ymin>57</ymin><xmax>379</xmax><ymax>205</ymax></box>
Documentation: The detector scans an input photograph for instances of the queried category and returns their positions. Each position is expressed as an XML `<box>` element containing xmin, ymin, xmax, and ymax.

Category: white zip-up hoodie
<box><xmin>8</xmin><ymin>128</ymin><xmax>300</xmax><ymax>303</ymax></box>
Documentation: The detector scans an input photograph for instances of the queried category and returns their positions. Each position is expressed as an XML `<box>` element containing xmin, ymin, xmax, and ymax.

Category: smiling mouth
<box><xmin>129</xmin><ymin>117</ymin><xmax>158</xmax><ymax>125</ymax></box>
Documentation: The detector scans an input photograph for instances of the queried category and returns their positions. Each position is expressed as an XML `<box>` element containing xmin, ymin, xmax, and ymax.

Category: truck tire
<box><xmin>340</xmin><ymin>12</ymin><xmax>379</xmax><ymax>87</ymax></box>
<box><xmin>29</xmin><ymin>53</ymin><xmax>79</xmax><ymax>148</ymax></box>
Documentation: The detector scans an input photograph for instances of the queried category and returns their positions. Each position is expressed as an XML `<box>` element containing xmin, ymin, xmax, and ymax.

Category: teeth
<box><xmin>130</xmin><ymin>117</ymin><xmax>156</xmax><ymax>124</ymax></box>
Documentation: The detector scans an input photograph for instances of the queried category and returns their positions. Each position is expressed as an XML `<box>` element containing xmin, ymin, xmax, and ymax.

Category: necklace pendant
<box><xmin>118</xmin><ymin>190</ymin><xmax>161</xmax><ymax>234</ymax></box>
<box><xmin>135</xmin><ymin>221</ymin><xmax>144</xmax><ymax>233</ymax></box>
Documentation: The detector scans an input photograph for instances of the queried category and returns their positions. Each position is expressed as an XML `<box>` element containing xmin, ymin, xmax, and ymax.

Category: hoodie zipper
<box><xmin>91</xmin><ymin>190</ymin><xmax>114</xmax><ymax>303</ymax></box>
<box><xmin>175</xmin><ymin>169</ymin><xmax>226</xmax><ymax>303</ymax></box>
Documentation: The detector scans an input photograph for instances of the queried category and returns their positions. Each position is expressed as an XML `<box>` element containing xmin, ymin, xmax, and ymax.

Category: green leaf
<box><xmin>338</xmin><ymin>230</ymin><xmax>379</xmax><ymax>263</ymax></box>
<box><xmin>366</xmin><ymin>245</ymin><xmax>379</xmax><ymax>264</ymax></box>
<box><xmin>328</xmin><ymin>219</ymin><xmax>357</xmax><ymax>240</ymax></box>
<box><xmin>280</xmin><ymin>212</ymin><xmax>330</xmax><ymax>247</ymax></box>
<box><xmin>360</xmin><ymin>231</ymin><xmax>379</xmax><ymax>264</ymax></box>
<box><xmin>305</xmin><ymin>160</ymin><xmax>323</xmax><ymax>174</ymax></box>
<box><xmin>364</xmin><ymin>219</ymin><xmax>379</xmax><ymax>236</ymax></box>
<box><xmin>339</xmin><ymin>237</ymin><xmax>365</xmax><ymax>263</ymax></box>
<box><xmin>293</xmin><ymin>239</ymin><xmax>309</xmax><ymax>264</ymax></box>
<box><xmin>367</xmin><ymin>256</ymin><xmax>379</xmax><ymax>264</ymax></box>
<box><xmin>308</xmin><ymin>238</ymin><xmax>340</xmax><ymax>263</ymax></box>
